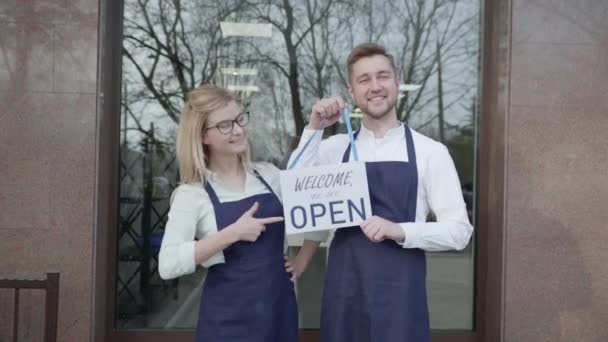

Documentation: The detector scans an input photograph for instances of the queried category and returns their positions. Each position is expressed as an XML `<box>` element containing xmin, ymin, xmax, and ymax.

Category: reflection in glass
<box><xmin>117</xmin><ymin>0</ymin><xmax>479</xmax><ymax>331</ymax></box>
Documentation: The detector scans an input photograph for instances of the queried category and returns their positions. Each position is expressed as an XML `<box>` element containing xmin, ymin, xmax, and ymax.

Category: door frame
<box><xmin>92</xmin><ymin>0</ymin><xmax>511</xmax><ymax>340</ymax></box>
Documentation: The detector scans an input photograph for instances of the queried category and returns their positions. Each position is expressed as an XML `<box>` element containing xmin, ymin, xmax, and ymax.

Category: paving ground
<box><xmin>122</xmin><ymin>246</ymin><xmax>475</xmax><ymax>331</ymax></box>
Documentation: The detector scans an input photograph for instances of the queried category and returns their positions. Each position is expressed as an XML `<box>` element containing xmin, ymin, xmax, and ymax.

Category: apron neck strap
<box><xmin>203</xmin><ymin>180</ymin><xmax>220</xmax><ymax>206</ymax></box>
<box><xmin>252</xmin><ymin>169</ymin><xmax>277</xmax><ymax>197</ymax></box>
<box><xmin>204</xmin><ymin>169</ymin><xmax>277</xmax><ymax>206</ymax></box>
<box><xmin>404</xmin><ymin>125</ymin><xmax>416</xmax><ymax>165</ymax></box>
<box><xmin>341</xmin><ymin>130</ymin><xmax>361</xmax><ymax>162</ymax></box>
<box><xmin>342</xmin><ymin>125</ymin><xmax>414</xmax><ymax>163</ymax></box>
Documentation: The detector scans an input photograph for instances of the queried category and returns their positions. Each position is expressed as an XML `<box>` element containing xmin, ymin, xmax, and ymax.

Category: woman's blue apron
<box><xmin>195</xmin><ymin>171</ymin><xmax>298</xmax><ymax>342</ymax></box>
<box><xmin>320</xmin><ymin>126</ymin><xmax>430</xmax><ymax>342</ymax></box>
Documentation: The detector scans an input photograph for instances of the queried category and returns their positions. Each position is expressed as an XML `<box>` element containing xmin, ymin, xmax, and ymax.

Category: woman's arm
<box><xmin>160</xmin><ymin>187</ymin><xmax>282</xmax><ymax>280</ymax></box>
<box><xmin>194</xmin><ymin>201</ymin><xmax>283</xmax><ymax>264</ymax></box>
<box><xmin>285</xmin><ymin>239</ymin><xmax>321</xmax><ymax>280</ymax></box>
<box><xmin>158</xmin><ymin>186</ymin><xmax>205</xmax><ymax>280</ymax></box>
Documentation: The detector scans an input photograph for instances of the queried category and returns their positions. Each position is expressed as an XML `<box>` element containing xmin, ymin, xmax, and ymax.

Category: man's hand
<box><xmin>360</xmin><ymin>216</ymin><xmax>405</xmax><ymax>243</ymax></box>
<box><xmin>308</xmin><ymin>96</ymin><xmax>347</xmax><ymax>130</ymax></box>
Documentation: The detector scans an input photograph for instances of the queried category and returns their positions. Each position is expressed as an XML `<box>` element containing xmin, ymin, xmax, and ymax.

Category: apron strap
<box><xmin>252</xmin><ymin>169</ymin><xmax>278</xmax><ymax>197</ymax></box>
<box><xmin>404</xmin><ymin>126</ymin><xmax>417</xmax><ymax>167</ymax></box>
<box><xmin>204</xmin><ymin>169</ymin><xmax>278</xmax><ymax>206</ymax></box>
<box><xmin>342</xmin><ymin>125</ymin><xmax>415</xmax><ymax>164</ymax></box>
<box><xmin>203</xmin><ymin>180</ymin><xmax>221</xmax><ymax>206</ymax></box>
<box><xmin>341</xmin><ymin>130</ymin><xmax>361</xmax><ymax>162</ymax></box>
<box><xmin>289</xmin><ymin>109</ymin><xmax>358</xmax><ymax>169</ymax></box>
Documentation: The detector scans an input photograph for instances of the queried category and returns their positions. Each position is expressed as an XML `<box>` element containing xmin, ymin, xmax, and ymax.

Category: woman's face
<box><xmin>202</xmin><ymin>101</ymin><xmax>249</xmax><ymax>158</ymax></box>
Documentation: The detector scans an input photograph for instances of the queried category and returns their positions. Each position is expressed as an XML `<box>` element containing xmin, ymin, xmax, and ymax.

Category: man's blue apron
<box><xmin>195</xmin><ymin>171</ymin><xmax>298</xmax><ymax>342</ymax></box>
<box><xmin>320</xmin><ymin>126</ymin><xmax>430</xmax><ymax>342</ymax></box>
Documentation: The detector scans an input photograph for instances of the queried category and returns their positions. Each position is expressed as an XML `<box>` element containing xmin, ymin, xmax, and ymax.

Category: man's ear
<box><xmin>348</xmin><ymin>84</ymin><xmax>354</xmax><ymax>100</ymax></box>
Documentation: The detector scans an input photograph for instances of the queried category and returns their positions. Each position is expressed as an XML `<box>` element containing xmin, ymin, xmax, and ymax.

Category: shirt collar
<box><xmin>359</xmin><ymin>122</ymin><xmax>404</xmax><ymax>139</ymax></box>
<box><xmin>204</xmin><ymin>166</ymin><xmax>253</xmax><ymax>186</ymax></box>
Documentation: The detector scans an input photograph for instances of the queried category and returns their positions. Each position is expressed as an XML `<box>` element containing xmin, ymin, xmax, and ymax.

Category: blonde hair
<box><xmin>176</xmin><ymin>84</ymin><xmax>250</xmax><ymax>184</ymax></box>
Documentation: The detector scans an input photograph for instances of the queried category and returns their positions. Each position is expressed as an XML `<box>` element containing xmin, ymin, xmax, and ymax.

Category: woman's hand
<box><xmin>284</xmin><ymin>240</ymin><xmax>321</xmax><ymax>281</ymax></box>
<box><xmin>227</xmin><ymin>202</ymin><xmax>283</xmax><ymax>242</ymax></box>
<box><xmin>285</xmin><ymin>255</ymin><xmax>307</xmax><ymax>281</ymax></box>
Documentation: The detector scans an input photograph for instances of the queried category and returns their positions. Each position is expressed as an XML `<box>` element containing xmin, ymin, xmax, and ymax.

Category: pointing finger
<box><xmin>246</xmin><ymin>202</ymin><xmax>259</xmax><ymax>216</ymax></box>
<box><xmin>259</xmin><ymin>216</ymin><xmax>284</xmax><ymax>225</ymax></box>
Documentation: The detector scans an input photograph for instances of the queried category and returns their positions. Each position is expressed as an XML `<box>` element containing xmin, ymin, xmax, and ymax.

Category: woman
<box><xmin>158</xmin><ymin>84</ymin><xmax>315</xmax><ymax>342</ymax></box>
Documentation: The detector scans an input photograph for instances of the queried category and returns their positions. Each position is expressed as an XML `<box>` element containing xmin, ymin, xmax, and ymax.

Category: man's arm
<box><xmin>287</xmin><ymin>96</ymin><xmax>346</xmax><ymax>169</ymax></box>
<box><xmin>399</xmin><ymin>145</ymin><xmax>473</xmax><ymax>251</ymax></box>
<box><xmin>358</xmin><ymin>145</ymin><xmax>472</xmax><ymax>251</ymax></box>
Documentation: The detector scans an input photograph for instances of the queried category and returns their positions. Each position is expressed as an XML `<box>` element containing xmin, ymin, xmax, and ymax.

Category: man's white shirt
<box><xmin>287</xmin><ymin>123</ymin><xmax>473</xmax><ymax>251</ymax></box>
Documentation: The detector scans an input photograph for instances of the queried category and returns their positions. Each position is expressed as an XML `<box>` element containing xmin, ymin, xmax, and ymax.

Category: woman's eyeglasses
<box><xmin>205</xmin><ymin>112</ymin><xmax>250</xmax><ymax>135</ymax></box>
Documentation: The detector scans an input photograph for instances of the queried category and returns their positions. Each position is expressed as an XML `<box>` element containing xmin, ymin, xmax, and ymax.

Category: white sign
<box><xmin>280</xmin><ymin>162</ymin><xmax>371</xmax><ymax>235</ymax></box>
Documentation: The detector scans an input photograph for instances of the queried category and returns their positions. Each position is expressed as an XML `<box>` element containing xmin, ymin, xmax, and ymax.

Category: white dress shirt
<box><xmin>158</xmin><ymin>163</ymin><xmax>286</xmax><ymax>280</ymax></box>
<box><xmin>287</xmin><ymin>123</ymin><xmax>473</xmax><ymax>251</ymax></box>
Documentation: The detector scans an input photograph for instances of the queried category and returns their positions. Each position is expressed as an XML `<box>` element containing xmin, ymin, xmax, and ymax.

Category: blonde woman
<box><xmin>158</xmin><ymin>84</ymin><xmax>314</xmax><ymax>342</ymax></box>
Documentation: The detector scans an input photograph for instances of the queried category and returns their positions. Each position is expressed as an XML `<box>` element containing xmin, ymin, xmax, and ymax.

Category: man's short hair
<box><xmin>347</xmin><ymin>43</ymin><xmax>397</xmax><ymax>80</ymax></box>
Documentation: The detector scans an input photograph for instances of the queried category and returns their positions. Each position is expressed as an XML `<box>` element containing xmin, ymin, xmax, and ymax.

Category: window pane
<box><xmin>116</xmin><ymin>0</ymin><xmax>479</xmax><ymax>331</ymax></box>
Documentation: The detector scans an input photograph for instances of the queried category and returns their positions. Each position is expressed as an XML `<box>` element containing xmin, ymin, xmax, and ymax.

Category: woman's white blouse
<box><xmin>158</xmin><ymin>163</ymin><xmax>286</xmax><ymax>280</ymax></box>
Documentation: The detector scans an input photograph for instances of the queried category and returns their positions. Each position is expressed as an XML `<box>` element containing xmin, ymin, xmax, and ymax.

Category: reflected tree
<box><xmin>122</xmin><ymin>0</ymin><xmax>249</xmax><ymax>145</ymax></box>
<box><xmin>241</xmin><ymin>0</ymin><xmax>335</xmax><ymax>139</ymax></box>
<box><xmin>121</xmin><ymin>0</ymin><xmax>479</xmax><ymax>158</ymax></box>
<box><xmin>115</xmin><ymin>0</ymin><xmax>481</xmax><ymax>329</ymax></box>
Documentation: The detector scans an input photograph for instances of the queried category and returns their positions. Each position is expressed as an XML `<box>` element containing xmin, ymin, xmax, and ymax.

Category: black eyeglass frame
<box><xmin>204</xmin><ymin>111</ymin><xmax>250</xmax><ymax>135</ymax></box>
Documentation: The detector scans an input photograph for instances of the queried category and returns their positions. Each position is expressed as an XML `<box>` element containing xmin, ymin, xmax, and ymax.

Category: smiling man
<box><xmin>288</xmin><ymin>43</ymin><xmax>473</xmax><ymax>342</ymax></box>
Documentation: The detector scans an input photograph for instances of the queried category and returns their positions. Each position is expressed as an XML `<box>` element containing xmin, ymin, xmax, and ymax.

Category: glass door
<box><xmin>111</xmin><ymin>0</ymin><xmax>481</xmax><ymax>340</ymax></box>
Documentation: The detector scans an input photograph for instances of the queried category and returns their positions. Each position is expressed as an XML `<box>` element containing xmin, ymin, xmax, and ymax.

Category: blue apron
<box><xmin>320</xmin><ymin>126</ymin><xmax>430</xmax><ymax>342</ymax></box>
<box><xmin>195</xmin><ymin>171</ymin><xmax>298</xmax><ymax>342</ymax></box>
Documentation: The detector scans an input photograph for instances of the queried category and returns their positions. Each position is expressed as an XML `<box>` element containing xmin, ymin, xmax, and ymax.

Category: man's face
<box><xmin>348</xmin><ymin>55</ymin><xmax>400</xmax><ymax>120</ymax></box>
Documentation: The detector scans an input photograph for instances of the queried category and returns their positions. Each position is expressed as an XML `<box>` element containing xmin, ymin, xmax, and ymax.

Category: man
<box><xmin>288</xmin><ymin>43</ymin><xmax>473</xmax><ymax>341</ymax></box>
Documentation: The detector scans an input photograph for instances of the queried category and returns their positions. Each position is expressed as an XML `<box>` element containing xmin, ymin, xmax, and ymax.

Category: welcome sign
<box><xmin>280</xmin><ymin>162</ymin><xmax>372</xmax><ymax>234</ymax></box>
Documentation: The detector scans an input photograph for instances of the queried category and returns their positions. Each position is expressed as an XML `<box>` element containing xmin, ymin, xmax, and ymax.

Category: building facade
<box><xmin>1</xmin><ymin>0</ymin><xmax>607</xmax><ymax>341</ymax></box>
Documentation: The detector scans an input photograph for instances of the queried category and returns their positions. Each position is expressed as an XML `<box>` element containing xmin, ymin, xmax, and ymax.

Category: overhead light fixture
<box><xmin>221</xmin><ymin>68</ymin><xmax>258</xmax><ymax>76</ymax></box>
<box><xmin>227</xmin><ymin>85</ymin><xmax>259</xmax><ymax>92</ymax></box>
<box><xmin>399</xmin><ymin>84</ymin><xmax>422</xmax><ymax>92</ymax></box>
<box><xmin>220</xmin><ymin>22</ymin><xmax>272</xmax><ymax>38</ymax></box>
